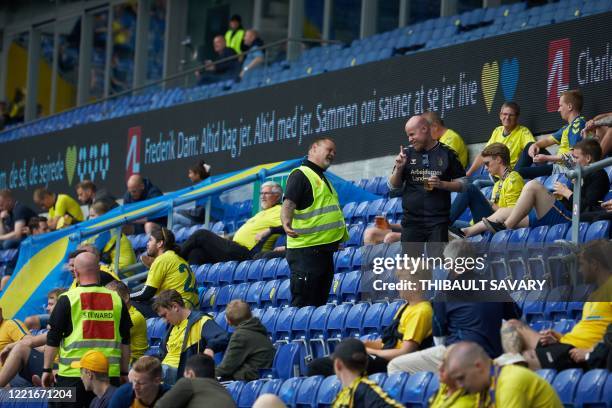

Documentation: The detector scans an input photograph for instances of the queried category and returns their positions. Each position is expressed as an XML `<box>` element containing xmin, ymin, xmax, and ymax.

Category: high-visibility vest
<box><xmin>224</xmin><ymin>29</ymin><xmax>245</xmax><ymax>54</ymax></box>
<box><xmin>59</xmin><ymin>286</ymin><xmax>123</xmax><ymax>377</ymax></box>
<box><xmin>287</xmin><ymin>166</ymin><xmax>348</xmax><ymax>249</ymax></box>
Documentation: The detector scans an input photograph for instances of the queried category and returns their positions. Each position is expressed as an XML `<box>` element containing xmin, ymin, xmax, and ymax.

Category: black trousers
<box><xmin>308</xmin><ymin>355</ymin><xmax>389</xmax><ymax>377</ymax></box>
<box><xmin>401</xmin><ymin>222</ymin><xmax>449</xmax><ymax>243</ymax></box>
<box><xmin>180</xmin><ymin>229</ymin><xmax>252</xmax><ymax>265</ymax></box>
<box><xmin>286</xmin><ymin>244</ymin><xmax>336</xmax><ymax>307</ymax></box>
<box><xmin>50</xmin><ymin>375</ymin><xmax>120</xmax><ymax>408</ymax></box>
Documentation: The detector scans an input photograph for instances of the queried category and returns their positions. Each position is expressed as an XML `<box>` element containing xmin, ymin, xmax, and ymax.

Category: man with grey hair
<box><xmin>180</xmin><ymin>181</ymin><xmax>284</xmax><ymax>264</ymax></box>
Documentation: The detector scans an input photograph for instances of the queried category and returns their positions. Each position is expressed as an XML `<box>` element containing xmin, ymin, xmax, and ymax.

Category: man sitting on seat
<box><xmin>309</xmin><ymin>265</ymin><xmax>433</xmax><ymax>376</ymax></box>
<box><xmin>481</xmin><ymin>139</ymin><xmax>609</xmax><ymax>234</ymax></box>
<box><xmin>446</xmin><ymin>342</ymin><xmax>562</xmax><ymax>407</ymax></box>
<box><xmin>499</xmin><ymin>240</ymin><xmax>612</xmax><ymax>371</ymax></box>
<box><xmin>153</xmin><ymin>290</ymin><xmax>229</xmax><ymax>386</ymax></box>
<box><xmin>422</xmin><ymin>111</ymin><xmax>468</xmax><ymax>169</ymax></box>
<box><xmin>24</xmin><ymin>288</ymin><xmax>66</xmax><ymax>331</ymax></box>
<box><xmin>215</xmin><ymin>300</ymin><xmax>274</xmax><ymax>381</ymax></box>
<box><xmin>180</xmin><ymin>181</ymin><xmax>284</xmax><ymax>265</ymax></box>
<box><xmin>33</xmin><ymin>188</ymin><xmax>84</xmax><ymax>230</ymax></box>
<box><xmin>449</xmin><ymin>143</ymin><xmax>524</xmax><ymax>238</ymax></box>
<box><xmin>122</xmin><ymin>175</ymin><xmax>164</xmax><ymax>235</ymax></box>
<box><xmin>130</xmin><ymin>228</ymin><xmax>199</xmax><ymax>316</ymax></box>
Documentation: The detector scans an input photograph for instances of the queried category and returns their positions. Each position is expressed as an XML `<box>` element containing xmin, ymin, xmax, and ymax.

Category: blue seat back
<box><xmin>277</xmin><ymin>279</ymin><xmax>292</xmax><ymax>306</ymax></box>
<box><xmin>295</xmin><ymin>375</ymin><xmax>324</xmax><ymax>407</ymax></box>
<box><xmin>552</xmin><ymin>368</ymin><xmax>583</xmax><ymax>405</ymax></box>
<box><xmin>278</xmin><ymin>377</ymin><xmax>304</xmax><ymax>406</ymax></box>
<box><xmin>383</xmin><ymin>372</ymin><xmax>409</xmax><ymax>401</ymax></box>
<box><xmin>400</xmin><ymin>371</ymin><xmax>432</xmax><ymax>405</ymax></box>
<box><xmin>237</xmin><ymin>379</ymin><xmax>266</xmax><ymax>408</ymax></box>
<box><xmin>261</xmin><ymin>257</ymin><xmax>281</xmax><ymax>280</ymax></box>
<box><xmin>345</xmin><ymin>302</ymin><xmax>370</xmax><ymax>336</ymax></box>
<box><xmin>362</xmin><ymin>302</ymin><xmax>387</xmax><ymax>334</ymax></box>
<box><xmin>317</xmin><ymin>376</ymin><xmax>342</xmax><ymax>406</ymax></box>
<box><xmin>233</xmin><ymin>260</ymin><xmax>251</xmax><ymax>283</ymax></box>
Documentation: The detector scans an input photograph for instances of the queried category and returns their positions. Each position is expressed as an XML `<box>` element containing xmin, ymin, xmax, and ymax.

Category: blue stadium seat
<box><xmin>585</xmin><ymin>220</ymin><xmax>610</xmax><ymax>241</ymax></box>
<box><xmin>231</xmin><ymin>282</ymin><xmax>250</xmax><ymax>302</ymax></box>
<box><xmin>383</xmin><ymin>372</ymin><xmax>410</xmax><ymax>401</ymax></box>
<box><xmin>275</xmin><ymin>306</ymin><xmax>299</xmax><ymax>343</ymax></box>
<box><xmin>603</xmin><ymin>373</ymin><xmax>612</xmax><ymax>408</ymax></box>
<box><xmin>278</xmin><ymin>377</ymin><xmax>304</xmax><ymax>407</ymax></box>
<box><xmin>261</xmin><ymin>279</ymin><xmax>281</xmax><ymax>308</ymax></box>
<box><xmin>246</xmin><ymin>281</ymin><xmax>266</xmax><ymax>307</ymax></box>
<box><xmin>291</xmin><ymin>306</ymin><xmax>315</xmax><ymax>350</ymax></box>
<box><xmin>351</xmin><ymin>247</ymin><xmax>363</xmax><ymax>270</ymax></box>
<box><xmin>205</xmin><ymin>263</ymin><xmax>222</xmax><ymax>286</ymax></box>
<box><xmin>329</xmin><ymin>273</ymin><xmax>345</xmax><ymax>303</ymax></box>
<box><xmin>277</xmin><ymin>279</ymin><xmax>292</xmax><ymax>306</ymax></box>
<box><xmin>214</xmin><ymin>284</ymin><xmax>235</xmax><ymax>311</ymax></box>
<box><xmin>567</xmin><ymin>284</ymin><xmax>594</xmax><ymax>319</ymax></box>
<box><xmin>247</xmin><ymin>259</ymin><xmax>266</xmax><ymax>282</ymax></box>
<box><xmin>574</xmin><ymin>369</ymin><xmax>608</xmax><ymax>407</ymax></box>
<box><xmin>365</xmin><ymin>198</ymin><xmax>386</xmax><ymax>222</ymax></box>
<box><xmin>522</xmin><ymin>289</ymin><xmax>550</xmax><ymax>323</ymax></box>
<box><xmin>233</xmin><ymin>260</ymin><xmax>251</xmax><ymax>283</ymax></box>
<box><xmin>335</xmin><ymin>247</ymin><xmax>356</xmax><ymax>272</ymax></box>
<box><xmin>225</xmin><ymin>381</ymin><xmax>245</xmax><ymax>402</ymax></box>
<box><xmin>381</xmin><ymin>197</ymin><xmax>401</xmax><ymax>218</ymax></box>
<box><xmin>295</xmin><ymin>375</ymin><xmax>324</xmax><ymax>407</ymax></box>
<box><xmin>342</xmin><ymin>202</ymin><xmax>358</xmax><ymax>221</ymax></box>
<box><xmin>237</xmin><ymin>379</ymin><xmax>266</xmax><ymax>408</ymax></box>
<box><xmin>259</xmin><ymin>378</ymin><xmax>283</xmax><ymax>395</ymax></box>
<box><xmin>345</xmin><ymin>302</ymin><xmax>370</xmax><ymax>337</ymax></box>
<box><xmin>195</xmin><ymin>264</ymin><xmax>210</xmax><ymax>286</ymax></box>
<box><xmin>146</xmin><ymin>318</ymin><xmax>166</xmax><ymax>346</ymax></box>
<box><xmin>552</xmin><ymin>368</ymin><xmax>583</xmax><ymax>406</ymax></box>
<box><xmin>544</xmin><ymin>285</ymin><xmax>571</xmax><ymax>321</ymax></box>
<box><xmin>425</xmin><ymin>373</ymin><xmax>440</xmax><ymax>402</ymax></box>
<box><xmin>535</xmin><ymin>369</ymin><xmax>557</xmax><ymax>384</ymax></box>
<box><xmin>215</xmin><ymin>310</ymin><xmax>230</xmax><ymax>332</ymax></box>
<box><xmin>309</xmin><ymin>304</ymin><xmax>336</xmax><ymax>358</ymax></box>
<box><xmin>381</xmin><ymin>300</ymin><xmax>404</xmax><ymax>328</ymax></box>
<box><xmin>340</xmin><ymin>270</ymin><xmax>362</xmax><ymax>302</ymax></box>
<box><xmin>261</xmin><ymin>307</ymin><xmax>280</xmax><ymax>341</ymax></box>
<box><xmin>401</xmin><ymin>371</ymin><xmax>432</xmax><ymax>407</ymax></box>
<box><xmin>368</xmin><ymin>373</ymin><xmax>388</xmax><ymax>387</ymax></box>
<box><xmin>345</xmin><ymin>224</ymin><xmax>365</xmax><ymax>247</ymax></box>
<box><xmin>274</xmin><ymin>345</ymin><xmax>307</xmax><ymax>380</ymax></box>
<box><xmin>552</xmin><ymin>318</ymin><xmax>575</xmax><ymax>334</ymax></box>
<box><xmin>199</xmin><ymin>287</ymin><xmax>218</xmax><ymax>312</ymax></box>
<box><xmin>326</xmin><ymin>303</ymin><xmax>353</xmax><ymax>350</ymax></box>
<box><xmin>317</xmin><ymin>375</ymin><xmax>342</xmax><ymax>407</ymax></box>
<box><xmin>362</xmin><ymin>302</ymin><xmax>387</xmax><ymax>335</ymax></box>
<box><xmin>276</xmin><ymin>258</ymin><xmax>290</xmax><ymax>279</ymax></box>
<box><xmin>261</xmin><ymin>258</ymin><xmax>281</xmax><ymax>280</ymax></box>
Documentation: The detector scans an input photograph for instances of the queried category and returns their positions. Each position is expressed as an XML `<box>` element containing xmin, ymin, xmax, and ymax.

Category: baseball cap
<box><xmin>331</xmin><ymin>338</ymin><xmax>369</xmax><ymax>370</ymax></box>
<box><xmin>70</xmin><ymin>350</ymin><xmax>109</xmax><ymax>373</ymax></box>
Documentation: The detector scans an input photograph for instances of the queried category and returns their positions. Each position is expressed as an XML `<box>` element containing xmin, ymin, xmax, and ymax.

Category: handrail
<box><xmin>565</xmin><ymin>156</ymin><xmax>612</xmax><ymax>242</ymax></box>
<box><xmin>2</xmin><ymin>37</ymin><xmax>342</xmax><ymax>136</ymax></box>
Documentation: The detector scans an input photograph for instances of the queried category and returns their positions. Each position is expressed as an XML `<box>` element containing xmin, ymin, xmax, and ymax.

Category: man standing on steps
<box><xmin>282</xmin><ymin>137</ymin><xmax>348</xmax><ymax>307</ymax></box>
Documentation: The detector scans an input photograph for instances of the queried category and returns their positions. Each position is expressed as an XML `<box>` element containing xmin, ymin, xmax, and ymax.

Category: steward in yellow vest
<box><xmin>282</xmin><ymin>138</ymin><xmax>348</xmax><ymax>307</ymax></box>
<box><xmin>42</xmin><ymin>252</ymin><xmax>131</xmax><ymax>408</ymax></box>
<box><xmin>225</xmin><ymin>14</ymin><xmax>245</xmax><ymax>54</ymax></box>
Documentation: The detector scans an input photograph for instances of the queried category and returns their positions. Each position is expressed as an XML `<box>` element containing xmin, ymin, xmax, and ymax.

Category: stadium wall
<box><xmin>1</xmin><ymin>12</ymin><xmax>611</xmax><ymax>207</ymax></box>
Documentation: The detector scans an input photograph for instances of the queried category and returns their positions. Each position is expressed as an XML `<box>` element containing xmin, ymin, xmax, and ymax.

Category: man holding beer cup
<box><xmin>388</xmin><ymin>116</ymin><xmax>466</xmax><ymax>243</ymax></box>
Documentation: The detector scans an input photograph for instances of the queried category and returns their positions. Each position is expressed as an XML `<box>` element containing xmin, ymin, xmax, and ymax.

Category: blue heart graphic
<box><xmin>500</xmin><ymin>58</ymin><xmax>519</xmax><ymax>102</ymax></box>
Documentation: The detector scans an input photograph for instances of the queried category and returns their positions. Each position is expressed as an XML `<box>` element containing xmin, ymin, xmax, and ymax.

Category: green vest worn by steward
<box><xmin>59</xmin><ymin>286</ymin><xmax>123</xmax><ymax>377</ymax></box>
<box><xmin>287</xmin><ymin>166</ymin><xmax>348</xmax><ymax>249</ymax></box>
<box><xmin>225</xmin><ymin>29</ymin><xmax>245</xmax><ymax>54</ymax></box>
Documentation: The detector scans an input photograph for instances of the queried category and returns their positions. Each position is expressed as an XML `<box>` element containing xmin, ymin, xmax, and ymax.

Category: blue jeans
<box><xmin>449</xmin><ymin>183</ymin><xmax>494</xmax><ymax>225</ymax></box>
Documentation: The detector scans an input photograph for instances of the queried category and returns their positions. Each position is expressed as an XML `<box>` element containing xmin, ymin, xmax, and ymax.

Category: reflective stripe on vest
<box><xmin>59</xmin><ymin>286</ymin><xmax>123</xmax><ymax>377</ymax></box>
<box><xmin>287</xmin><ymin>166</ymin><xmax>348</xmax><ymax>249</ymax></box>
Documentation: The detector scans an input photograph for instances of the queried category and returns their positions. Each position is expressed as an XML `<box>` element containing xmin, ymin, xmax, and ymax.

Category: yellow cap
<box><xmin>70</xmin><ymin>350</ymin><xmax>109</xmax><ymax>373</ymax></box>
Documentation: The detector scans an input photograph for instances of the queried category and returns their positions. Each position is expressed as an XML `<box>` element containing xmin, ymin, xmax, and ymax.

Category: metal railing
<box><xmin>3</xmin><ymin>37</ymin><xmax>342</xmax><ymax>136</ymax></box>
<box><xmin>566</xmin><ymin>156</ymin><xmax>612</xmax><ymax>242</ymax></box>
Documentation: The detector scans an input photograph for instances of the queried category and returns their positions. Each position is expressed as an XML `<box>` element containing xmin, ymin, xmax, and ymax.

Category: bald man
<box><xmin>388</xmin><ymin>116</ymin><xmax>466</xmax><ymax>243</ymax></box>
<box><xmin>122</xmin><ymin>175</ymin><xmax>164</xmax><ymax>235</ymax></box>
<box><xmin>446</xmin><ymin>342</ymin><xmax>562</xmax><ymax>407</ymax></box>
<box><xmin>43</xmin><ymin>252</ymin><xmax>132</xmax><ymax>408</ymax></box>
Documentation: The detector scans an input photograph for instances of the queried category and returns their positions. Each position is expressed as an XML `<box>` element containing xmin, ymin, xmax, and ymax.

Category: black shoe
<box><xmin>448</xmin><ymin>226</ymin><xmax>465</xmax><ymax>240</ymax></box>
<box><xmin>482</xmin><ymin>218</ymin><xmax>506</xmax><ymax>233</ymax></box>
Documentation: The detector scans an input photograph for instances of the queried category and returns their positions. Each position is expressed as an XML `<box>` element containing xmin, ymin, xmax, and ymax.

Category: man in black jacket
<box><xmin>123</xmin><ymin>175</ymin><xmax>164</xmax><ymax>234</ymax></box>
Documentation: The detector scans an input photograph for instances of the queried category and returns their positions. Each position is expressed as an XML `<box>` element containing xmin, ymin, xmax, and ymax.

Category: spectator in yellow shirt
<box><xmin>106</xmin><ymin>280</ymin><xmax>148</xmax><ymax>364</ymax></box>
<box><xmin>429</xmin><ymin>344</ymin><xmax>478</xmax><ymax>408</ymax></box>
<box><xmin>466</xmin><ymin>102</ymin><xmax>535</xmax><ymax>176</ymax></box>
<box><xmin>180</xmin><ymin>181</ymin><xmax>284</xmax><ymax>265</ymax></box>
<box><xmin>423</xmin><ymin>111</ymin><xmax>468</xmax><ymax>168</ymax></box>
<box><xmin>33</xmin><ymin>188</ymin><xmax>84</xmax><ymax>230</ymax></box>
<box><xmin>499</xmin><ymin>240</ymin><xmax>612</xmax><ymax>371</ymax></box>
<box><xmin>130</xmin><ymin>227</ymin><xmax>199</xmax><ymax>318</ymax></box>
<box><xmin>0</xmin><ymin>308</ymin><xmax>29</xmax><ymax>353</ymax></box>
<box><xmin>308</xmin><ymin>266</ymin><xmax>433</xmax><ymax>376</ymax></box>
<box><xmin>449</xmin><ymin>143</ymin><xmax>525</xmax><ymax>238</ymax></box>
<box><xmin>447</xmin><ymin>342</ymin><xmax>562</xmax><ymax>408</ymax></box>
